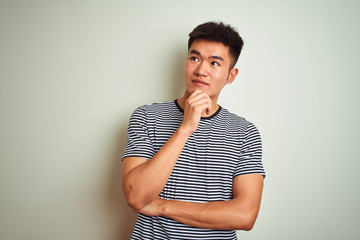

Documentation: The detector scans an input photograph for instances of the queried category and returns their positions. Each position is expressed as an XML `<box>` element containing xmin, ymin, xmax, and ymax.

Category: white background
<box><xmin>1</xmin><ymin>0</ymin><xmax>359</xmax><ymax>239</ymax></box>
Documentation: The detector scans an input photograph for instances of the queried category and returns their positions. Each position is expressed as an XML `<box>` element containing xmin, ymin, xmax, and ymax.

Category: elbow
<box><xmin>123</xmin><ymin>183</ymin><xmax>145</xmax><ymax>211</ymax></box>
<box><xmin>127</xmin><ymin>201</ymin><xmax>143</xmax><ymax>212</ymax></box>
<box><xmin>125</xmin><ymin>193</ymin><xmax>147</xmax><ymax>212</ymax></box>
<box><xmin>242</xmin><ymin>220</ymin><xmax>255</xmax><ymax>231</ymax></box>
<box><xmin>123</xmin><ymin>182</ymin><xmax>158</xmax><ymax>212</ymax></box>
<box><xmin>234</xmin><ymin>214</ymin><xmax>258</xmax><ymax>231</ymax></box>
<box><xmin>124</xmin><ymin>187</ymin><xmax>153</xmax><ymax>212</ymax></box>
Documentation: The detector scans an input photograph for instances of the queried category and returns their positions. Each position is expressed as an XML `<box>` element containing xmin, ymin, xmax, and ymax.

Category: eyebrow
<box><xmin>189</xmin><ymin>49</ymin><xmax>224</xmax><ymax>62</ymax></box>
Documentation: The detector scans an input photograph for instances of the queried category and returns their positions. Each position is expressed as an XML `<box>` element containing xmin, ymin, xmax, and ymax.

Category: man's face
<box><xmin>184</xmin><ymin>39</ymin><xmax>238</xmax><ymax>101</ymax></box>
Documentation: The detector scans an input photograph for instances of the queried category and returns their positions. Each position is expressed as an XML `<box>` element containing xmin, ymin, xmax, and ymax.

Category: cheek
<box><xmin>212</xmin><ymin>70</ymin><xmax>227</xmax><ymax>81</ymax></box>
<box><xmin>213</xmin><ymin>72</ymin><xmax>231</xmax><ymax>88</ymax></box>
<box><xmin>184</xmin><ymin>62</ymin><xmax>193</xmax><ymax>72</ymax></box>
<box><xmin>184</xmin><ymin>64</ymin><xmax>189</xmax><ymax>75</ymax></box>
<box><xmin>184</xmin><ymin>65</ymin><xmax>195</xmax><ymax>79</ymax></box>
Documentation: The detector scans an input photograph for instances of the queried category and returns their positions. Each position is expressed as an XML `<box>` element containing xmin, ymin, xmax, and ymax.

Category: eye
<box><xmin>190</xmin><ymin>56</ymin><xmax>199</xmax><ymax>62</ymax></box>
<box><xmin>211</xmin><ymin>61</ymin><xmax>220</xmax><ymax>66</ymax></box>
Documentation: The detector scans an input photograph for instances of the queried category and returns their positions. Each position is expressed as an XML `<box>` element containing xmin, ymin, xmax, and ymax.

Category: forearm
<box><xmin>124</xmin><ymin>92</ymin><xmax>214</xmax><ymax>211</ymax></box>
<box><xmin>123</xmin><ymin>126</ymin><xmax>192</xmax><ymax>210</ymax></box>
<box><xmin>158</xmin><ymin>199</ymin><xmax>258</xmax><ymax>231</ymax></box>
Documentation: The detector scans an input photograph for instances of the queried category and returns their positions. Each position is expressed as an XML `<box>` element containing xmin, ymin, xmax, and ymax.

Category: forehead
<box><xmin>188</xmin><ymin>39</ymin><xmax>231</xmax><ymax>60</ymax></box>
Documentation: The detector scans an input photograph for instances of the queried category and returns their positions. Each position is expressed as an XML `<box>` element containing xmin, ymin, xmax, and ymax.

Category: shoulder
<box><xmin>130</xmin><ymin>100</ymin><xmax>178</xmax><ymax>123</ymax></box>
<box><xmin>219</xmin><ymin>108</ymin><xmax>261</xmax><ymax>143</ymax></box>
<box><xmin>132</xmin><ymin>100</ymin><xmax>175</xmax><ymax>114</ymax></box>
<box><xmin>136</xmin><ymin>100</ymin><xmax>174</xmax><ymax>111</ymax></box>
<box><xmin>220</xmin><ymin>107</ymin><xmax>255</xmax><ymax>131</ymax></box>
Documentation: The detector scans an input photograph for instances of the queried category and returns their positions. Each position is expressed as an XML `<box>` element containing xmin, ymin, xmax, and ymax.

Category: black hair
<box><xmin>188</xmin><ymin>21</ymin><xmax>244</xmax><ymax>68</ymax></box>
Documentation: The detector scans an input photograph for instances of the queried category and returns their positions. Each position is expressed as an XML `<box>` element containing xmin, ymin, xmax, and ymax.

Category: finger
<box><xmin>191</xmin><ymin>95</ymin><xmax>212</xmax><ymax>111</ymax></box>
<box><xmin>187</xmin><ymin>98</ymin><xmax>211</xmax><ymax>113</ymax></box>
<box><xmin>187</xmin><ymin>92</ymin><xmax>211</xmax><ymax>105</ymax></box>
<box><xmin>189</xmin><ymin>89</ymin><xmax>203</xmax><ymax>96</ymax></box>
<box><xmin>189</xmin><ymin>98</ymin><xmax>212</xmax><ymax>113</ymax></box>
<box><xmin>194</xmin><ymin>97</ymin><xmax>212</xmax><ymax>115</ymax></box>
<box><xmin>188</xmin><ymin>90</ymin><xmax>204</xmax><ymax>100</ymax></box>
<box><xmin>193</xmin><ymin>102</ymin><xmax>212</xmax><ymax>115</ymax></box>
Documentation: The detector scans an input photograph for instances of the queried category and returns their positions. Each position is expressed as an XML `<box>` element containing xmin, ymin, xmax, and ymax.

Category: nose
<box><xmin>195</xmin><ymin>61</ymin><xmax>207</xmax><ymax>76</ymax></box>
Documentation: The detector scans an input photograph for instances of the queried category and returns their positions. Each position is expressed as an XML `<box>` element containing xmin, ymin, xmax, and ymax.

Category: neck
<box><xmin>178</xmin><ymin>91</ymin><xmax>219</xmax><ymax>117</ymax></box>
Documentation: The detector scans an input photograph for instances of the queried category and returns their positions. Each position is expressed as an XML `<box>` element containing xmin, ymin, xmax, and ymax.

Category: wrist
<box><xmin>177</xmin><ymin>125</ymin><xmax>194</xmax><ymax>137</ymax></box>
<box><xmin>158</xmin><ymin>198</ymin><xmax>169</xmax><ymax>216</ymax></box>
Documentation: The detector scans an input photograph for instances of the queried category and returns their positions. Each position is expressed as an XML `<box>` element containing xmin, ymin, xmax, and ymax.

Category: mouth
<box><xmin>192</xmin><ymin>80</ymin><xmax>209</xmax><ymax>86</ymax></box>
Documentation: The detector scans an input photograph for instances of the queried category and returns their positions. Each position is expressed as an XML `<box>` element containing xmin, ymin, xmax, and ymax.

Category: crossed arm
<box><xmin>123</xmin><ymin>153</ymin><xmax>263</xmax><ymax>231</ymax></box>
<box><xmin>138</xmin><ymin>174</ymin><xmax>263</xmax><ymax>230</ymax></box>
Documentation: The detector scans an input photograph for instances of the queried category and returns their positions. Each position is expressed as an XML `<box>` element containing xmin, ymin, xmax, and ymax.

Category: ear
<box><xmin>227</xmin><ymin>68</ymin><xmax>238</xmax><ymax>84</ymax></box>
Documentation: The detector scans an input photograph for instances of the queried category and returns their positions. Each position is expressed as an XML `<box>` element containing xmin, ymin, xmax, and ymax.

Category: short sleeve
<box><xmin>233</xmin><ymin>122</ymin><xmax>266</xmax><ymax>178</ymax></box>
<box><xmin>122</xmin><ymin>106</ymin><xmax>155</xmax><ymax>160</ymax></box>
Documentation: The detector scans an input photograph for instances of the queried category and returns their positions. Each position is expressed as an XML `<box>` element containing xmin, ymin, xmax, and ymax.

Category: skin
<box><xmin>122</xmin><ymin>39</ymin><xmax>264</xmax><ymax>230</ymax></box>
<box><xmin>179</xmin><ymin>39</ymin><xmax>238</xmax><ymax>115</ymax></box>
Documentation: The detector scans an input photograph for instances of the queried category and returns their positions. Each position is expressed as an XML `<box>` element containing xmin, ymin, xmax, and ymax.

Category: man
<box><xmin>122</xmin><ymin>21</ymin><xmax>265</xmax><ymax>239</ymax></box>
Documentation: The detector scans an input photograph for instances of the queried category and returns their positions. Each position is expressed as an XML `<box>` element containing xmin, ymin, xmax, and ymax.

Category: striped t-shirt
<box><xmin>122</xmin><ymin>100</ymin><xmax>265</xmax><ymax>240</ymax></box>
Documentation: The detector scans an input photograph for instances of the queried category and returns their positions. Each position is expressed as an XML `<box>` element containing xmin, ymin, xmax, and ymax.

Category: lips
<box><xmin>192</xmin><ymin>79</ymin><xmax>209</xmax><ymax>86</ymax></box>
